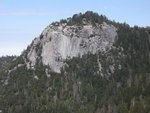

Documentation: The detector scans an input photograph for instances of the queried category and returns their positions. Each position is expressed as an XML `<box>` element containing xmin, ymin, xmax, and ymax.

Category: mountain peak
<box><xmin>1</xmin><ymin>11</ymin><xmax>150</xmax><ymax>113</ymax></box>
<box><xmin>52</xmin><ymin>11</ymin><xmax>109</xmax><ymax>26</ymax></box>
<box><xmin>26</xmin><ymin>17</ymin><xmax>117</xmax><ymax>72</ymax></box>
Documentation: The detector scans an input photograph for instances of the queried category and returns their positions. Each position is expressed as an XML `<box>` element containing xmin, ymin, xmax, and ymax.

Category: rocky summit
<box><xmin>27</xmin><ymin>21</ymin><xmax>117</xmax><ymax>73</ymax></box>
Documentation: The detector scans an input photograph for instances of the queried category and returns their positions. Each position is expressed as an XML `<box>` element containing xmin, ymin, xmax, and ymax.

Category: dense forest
<box><xmin>0</xmin><ymin>11</ymin><xmax>150</xmax><ymax>113</ymax></box>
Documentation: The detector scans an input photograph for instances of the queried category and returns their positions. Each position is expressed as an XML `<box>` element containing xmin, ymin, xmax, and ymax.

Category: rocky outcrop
<box><xmin>27</xmin><ymin>22</ymin><xmax>117</xmax><ymax>73</ymax></box>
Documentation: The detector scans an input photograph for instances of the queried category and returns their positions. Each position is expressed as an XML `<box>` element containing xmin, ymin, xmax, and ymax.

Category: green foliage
<box><xmin>57</xmin><ymin>11</ymin><xmax>109</xmax><ymax>26</ymax></box>
<box><xmin>0</xmin><ymin>56</ymin><xmax>16</xmax><ymax>69</ymax></box>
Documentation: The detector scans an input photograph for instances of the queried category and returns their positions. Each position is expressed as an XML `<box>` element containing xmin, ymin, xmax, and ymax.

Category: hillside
<box><xmin>0</xmin><ymin>11</ymin><xmax>150</xmax><ymax>113</ymax></box>
<box><xmin>0</xmin><ymin>56</ymin><xmax>15</xmax><ymax>68</ymax></box>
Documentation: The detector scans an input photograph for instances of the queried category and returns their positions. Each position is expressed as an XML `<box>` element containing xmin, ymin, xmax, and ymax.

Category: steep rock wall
<box><xmin>27</xmin><ymin>22</ymin><xmax>117</xmax><ymax>72</ymax></box>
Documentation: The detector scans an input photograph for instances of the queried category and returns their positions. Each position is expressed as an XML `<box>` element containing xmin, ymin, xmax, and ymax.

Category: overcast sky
<box><xmin>0</xmin><ymin>0</ymin><xmax>150</xmax><ymax>56</ymax></box>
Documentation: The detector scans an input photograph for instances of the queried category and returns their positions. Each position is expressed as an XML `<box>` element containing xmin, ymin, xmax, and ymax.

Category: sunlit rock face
<box><xmin>27</xmin><ymin>22</ymin><xmax>117</xmax><ymax>73</ymax></box>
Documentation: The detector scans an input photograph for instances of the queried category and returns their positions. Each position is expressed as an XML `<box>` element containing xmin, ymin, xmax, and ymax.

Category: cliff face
<box><xmin>27</xmin><ymin>22</ymin><xmax>117</xmax><ymax>72</ymax></box>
